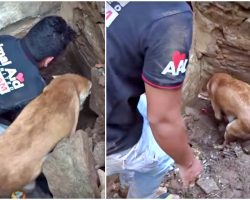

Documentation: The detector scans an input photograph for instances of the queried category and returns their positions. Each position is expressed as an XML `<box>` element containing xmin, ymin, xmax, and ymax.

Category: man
<box><xmin>0</xmin><ymin>15</ymin><xmax>76</xmax><ymax>131</ymax></box>
<box><xmin>106</xmin><ymin>2</ymin><xmax>202</xmax><ymax>198</ymax></box>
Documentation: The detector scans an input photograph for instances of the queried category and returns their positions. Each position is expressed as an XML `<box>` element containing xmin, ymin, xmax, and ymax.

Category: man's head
<box><xmin>21</xmin><ymin>16</ymin><xmax>76</xmax><ymax>68</ymax></box>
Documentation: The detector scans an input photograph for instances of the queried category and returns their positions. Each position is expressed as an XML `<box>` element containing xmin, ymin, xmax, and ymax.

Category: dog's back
<box><xmin>0</xmin><ymin>74</ymin><xmax>91</xmax><ymax>195</ymax></box>
<box><xmin>206</xmin><ymin>73</ymin><xmax>250</xmax><ymax>146</ymax></box>
<box><xmin>207</xmin><ymin>73</ymin><xmax>250</xmax><ymax>118</ymax></box>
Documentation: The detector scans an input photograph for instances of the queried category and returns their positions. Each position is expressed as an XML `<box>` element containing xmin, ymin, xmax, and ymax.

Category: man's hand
<box><xmin>145</xmin><ymin>82</ymin><xmax>203</xmax><ymax>188</ymax></box>
<box><xmin>177</xmin><ymin>156</ymin><xmax>202</xmax><ymax>188</ymax></box>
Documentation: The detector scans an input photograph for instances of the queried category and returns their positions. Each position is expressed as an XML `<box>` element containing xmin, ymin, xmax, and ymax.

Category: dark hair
<box><xmin>22</xmin><ymin>16</ymin><xmax>76</xmax><ymax>62</ymax></box>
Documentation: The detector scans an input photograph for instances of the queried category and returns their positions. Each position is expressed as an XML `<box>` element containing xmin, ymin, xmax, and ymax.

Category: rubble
<box><xmin>241</xmin><ymin>140</ymin><xmax>250</xmax><ymax>154</ymax></box>
<box><xmin>94</xmin><ymin>141</ymin><xmax>105</xmax><ymax>169</ymax></box>
<box><xmin>42</xmin><ymin>130</ymin><xmax>100</xmax><ymax>198</ymax></box>
<box><xmin>197</xmin><ymin>177</ymin><xmax>220</xmax><ymax>194</ymax></box>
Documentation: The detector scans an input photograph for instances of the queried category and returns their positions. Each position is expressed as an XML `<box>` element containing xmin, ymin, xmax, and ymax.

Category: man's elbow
<box><xmin>147</xmin><ymin>112</ymin><xmax>171</xmax><ymax>125</ymax></box>
<box><xmin>147</xmin><ymin>111</ymin><xmax>184</xmax><ymax>128</ymax></box>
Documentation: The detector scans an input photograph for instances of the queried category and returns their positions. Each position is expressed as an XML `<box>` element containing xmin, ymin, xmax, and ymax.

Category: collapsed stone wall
<box><xmin>0</xmin><ymin>2</ymin><xmax>61</xmax><ymax>36</ymax></box>
<box><xmin>182</xmin><ymin>2</ymin><xmax>250</xmax><ymax>106</ymax></box>
<box><xmin>0</xmin><ymin>2</ymin><xmax>105</xmax><ymax>198</ymax></box>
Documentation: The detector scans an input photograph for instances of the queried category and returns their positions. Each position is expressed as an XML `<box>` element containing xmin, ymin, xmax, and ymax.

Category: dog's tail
<box><xmin>198</xmin><ymin>77</ymin><xmax>213</xmax><ymax>101</ymax></box>
<box><xmin>198</xmin><ymin>91</ymin><xmax>210</xmax><ymax>101</ymax></box>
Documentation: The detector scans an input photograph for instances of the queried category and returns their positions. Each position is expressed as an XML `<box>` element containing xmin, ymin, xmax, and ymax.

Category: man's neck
<box><xmin>19</xmin><ymin>38</ymin><xmax>39</xmax><ymax>68</ymax></box>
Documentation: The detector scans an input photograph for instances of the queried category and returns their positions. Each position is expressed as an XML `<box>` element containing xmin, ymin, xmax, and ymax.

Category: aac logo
<box><xmin>161</xmin><ymin>51</ymin><xmax>188</xmax><ymax>76</ymax></box>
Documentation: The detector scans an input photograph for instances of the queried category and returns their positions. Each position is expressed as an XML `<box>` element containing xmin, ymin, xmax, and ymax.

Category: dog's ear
<box><xmin>52</xmin><ymin>75</ymin><xmax>61</xmax><ymax>79</ymax></box>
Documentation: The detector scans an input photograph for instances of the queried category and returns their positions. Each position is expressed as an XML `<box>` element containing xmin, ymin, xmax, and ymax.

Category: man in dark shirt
<box><xmin>0</xmin><ymin>15</ymin><xmax>76</xmax><ymax>132</ymax></box>
<box><xmin>106</xmin><ymin>2</ymin><xmax>202</xmax><ymax>198</ymax></box>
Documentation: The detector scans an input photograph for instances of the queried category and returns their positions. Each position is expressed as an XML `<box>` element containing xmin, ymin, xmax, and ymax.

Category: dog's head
<box><xmin>78</xmin><ymin>78</ymin><xmax>92</xmax><ymax>109</ymax></box>
<box><xmin>53</xmin><ymin>74</ymin><xmax>92</xmax><ymax>109</ymax></box>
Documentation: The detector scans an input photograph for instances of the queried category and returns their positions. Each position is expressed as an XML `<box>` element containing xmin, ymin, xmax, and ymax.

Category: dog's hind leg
<box><xmin>214</xmin><ymin>119</ymin><xmax>244</xmax><ymax>150</ymax></box>
<box><xmin>224</xmin><ymin>119</ymin><xmax>250</xmax><ymax>144</ymax></box>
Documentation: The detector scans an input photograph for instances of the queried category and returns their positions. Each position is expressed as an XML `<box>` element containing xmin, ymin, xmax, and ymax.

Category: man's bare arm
<box><xmin>145</xmin><ymin>83</ymin><xmax>202</xmax><ymax>186</ymax></box>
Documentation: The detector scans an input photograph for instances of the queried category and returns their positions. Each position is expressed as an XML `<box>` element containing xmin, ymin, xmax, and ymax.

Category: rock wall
<box><xmin>0</xmin><ymin>2</ymin><xmax>61</xmax><ymax>36</ymax></box>
<box><xmin>60</xmin><ymin>2</ymin><xmax>105</xmax><ymax>78</ymax></box>
<box><xmin>182</xmin><ymin>2</ymin><xmax>250</xmax><ymax>106</ymax></box>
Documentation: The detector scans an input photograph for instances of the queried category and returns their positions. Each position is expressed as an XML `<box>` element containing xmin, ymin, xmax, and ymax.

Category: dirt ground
<box><xmin>107</xmin><ymin>98</ymin><xmax>250</xmax><ymax>198</ymax></box>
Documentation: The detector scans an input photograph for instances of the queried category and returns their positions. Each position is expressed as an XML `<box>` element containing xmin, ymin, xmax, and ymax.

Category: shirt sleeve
<box><xmin>142</xmin><ymin>11</ymin><xmax>193</xmax><ymax>89</ymax></box>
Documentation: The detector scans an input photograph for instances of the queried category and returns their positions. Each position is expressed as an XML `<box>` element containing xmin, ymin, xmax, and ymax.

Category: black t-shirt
<box><xmin>107</xmin><ymin>2</ymin><xmax>193</xmax><ymax>155</ymax></box>
<box><xmin>0</xmin><ymin>35</ymin><xmax>45</xmax><ymax>117</ymax></box>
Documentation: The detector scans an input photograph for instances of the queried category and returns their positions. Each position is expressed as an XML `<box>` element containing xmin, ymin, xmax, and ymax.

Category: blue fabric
<box><xmin>0</xmin><ymin>35</ymin><xmax>45</xmax><ymax>114</ymax></box>
<box><xmin>0</xmin><ymin>123</ymin><xmax>8</xmax><ymax>135</ymax></box>
<box><xmin>107</xmin><ymin>2</ymin><xmax>193</xmax><ymax>155</ymax></box>
<box><xmin>107</xmin><ymin>94</ymin><xmax>174</xmax><ymax>198</ymax></box>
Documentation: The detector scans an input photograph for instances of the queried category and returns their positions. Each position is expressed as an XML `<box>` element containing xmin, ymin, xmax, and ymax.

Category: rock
<box><xmin>92</xmin><ymin>115</ymin><xmax>105</xmax><ymax>145</ymax></box>
<box><xmin>197</xmin><ymin>177</ymin><xmax>219</xmax><ymax>194</ymax></box>
<box><xmin>184</xmin><ymin>107</ymin><xmax>200</xmax><ymax>116</ymax></box>
<box><xmin>232</xmin><ymin>144</ymin><xmax>244</xmax><ymax>157</ymax></box>
<box><xmin>0</xmin><ymin>2</ymin><xmax>61</xmax><ymax>36</ymax></box>
<box><xmin>107</xmin><ymin>175</ymin><xmax>120</xmax><ymax>198</ymax></box>
<box><xmin>97</xmin><ymin>169</ymin><xmax>105</xmax><ymax>198</ymax></box>
<box><xmin>101</xmin><ymin>190</ymin><xmax>105</xmax><ymax>199</ymax></box>
<box><xmin>218</xmin><ymin>168</ymin><xmax>241</xmax><ymax>190</ymax></box>
<box><xmin>42</xmin><ymin>130</ymin><xmax>100</xmax><ymax>198</ymax></box>
<box><xmin>90</xmin><ymin>65</ymin><xmax>105</xmax><ymax>115</ymax></box>
<box><xmin>241</xmin><ymin>140</ymin><xmax>250</xmax><ymax>154</ymax></box>
<box><xmin>97</xmin><ymin>169</ymin><xmax>105</xmax><ymax>190</ymax></box>
<box><xmin>93</xmin><ymin>114</ymin><xmax>105</xmax><ymax>135</ymax></box>
<box><xmin>118</xmin><ymin>186</ymin><xmax>129</xmax><ymax>198</ymax></box>
<box><xmin>113</xmin><ymin>193</ymin><xmax>119</xmax><ymax>198</ymax></box>
<box><xmin>182</xmin><ymin>2</ymin><xmax>250</xmax><ymax>107</ymax></box>
<box><xmin>94</xmin><ymin>141</ymin><xmax>105</xmax><ymax>168</ymax></box>
<box><xmin>223</xmin><ymin>189</ymin><xmax>242</xmax><ymax>198</ymax></box>
<box><xmin>167</xmin><ymin>179</ymin><xmax>182</xmax><ymax>191</ymax></box>
<box><xmin>88</xmin><ymin>136</ymin><xmax>93</xmax><ymax>152</ymax></box>
<box><xmin>218</xmin><ymin>177</ymin><xmax>230</xmax><ymax>186</ymax></box>
<box><xmin>60</xmin><ymin>2</ymin><xmax>105</xmax><ymax>76</ymax></box>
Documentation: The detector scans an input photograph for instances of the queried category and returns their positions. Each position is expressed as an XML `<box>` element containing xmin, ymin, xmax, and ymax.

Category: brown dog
<box><xmin>0</xmin><ymin>73</ymin><xmax>91</xmax><ymax>196</ymax></box>
<box><xmin>202</xmin><ymin>73</ymin><xmax>250</xmax><ymax>147</ymax></box>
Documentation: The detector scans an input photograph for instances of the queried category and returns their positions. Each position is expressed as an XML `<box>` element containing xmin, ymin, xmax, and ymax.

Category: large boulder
<box><xmin>0</xmin><ymin>2</ymin><xmax>61</xmax><ymax>36</ymax></box>
<box><xmin>60</xmin><ymin>2</ymin><xmax>105</xmax><ymax>78</ymax></box>
<box><xmin>90</xmin><ymin>65</ymin><xmax>105</xmax><ymax>116</ymax></box>
<box><xmin>42</xmin><ymin>130</ymin><xmax>100</xmax><ymax>198</ymax></box>
<box><xmin>93</xmin><ymin>141</ymin><xmax>105</xmax><ymax>169</ymax></box>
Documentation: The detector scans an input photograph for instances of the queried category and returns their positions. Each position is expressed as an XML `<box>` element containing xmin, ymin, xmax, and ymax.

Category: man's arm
<box><xmin>145</xmin><ymin>83</ymin><xmax>202</xmax><ymax>187</ymax></box>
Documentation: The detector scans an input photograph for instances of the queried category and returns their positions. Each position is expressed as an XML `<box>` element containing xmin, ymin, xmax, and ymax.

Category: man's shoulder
<box><xmin>107</xmin><ymin>2</ymin><xmax>191</xmax><ymax>35</ymax></box>
<box><xmin>124</xmin><ymin>2</ymin><xmax>191</xmax><ymax>18</ymax></box>
<box><xmin>0</xmin><ymin>35</ymin><xmax>16</xmax><ymax>41</ymax></box>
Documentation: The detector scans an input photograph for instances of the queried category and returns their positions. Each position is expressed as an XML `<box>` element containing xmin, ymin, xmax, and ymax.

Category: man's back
<box><xmin>107</xmin><ymin>2</ymin><xmax>192</xmax><ymax>155</ymax></box>
<box><xmin>0</xmin><ymin>35</ymin><xmax>45</xmax><ymax>116</ymax></box>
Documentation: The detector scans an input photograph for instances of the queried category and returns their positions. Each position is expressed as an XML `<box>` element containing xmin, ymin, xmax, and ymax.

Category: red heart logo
<box><xmin>172</xmin><ymin>51</ymin><xmax>186</xmax><ymax>69</ymax></box>
<box><xmin>16</xmin><ymin>72</ymin><xmax>24</xmax><ymax>83</ymax></box>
